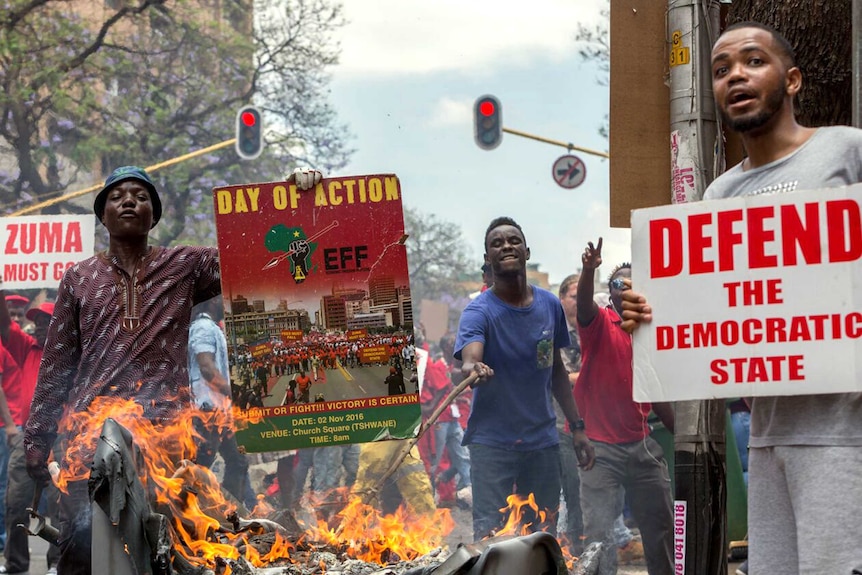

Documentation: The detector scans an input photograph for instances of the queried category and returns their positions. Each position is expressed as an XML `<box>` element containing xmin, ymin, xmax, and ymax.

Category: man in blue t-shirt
<box><xmin>456</xmin><ymin>217</ymin><xmax>595</xmax><ymax>540</ymax></box>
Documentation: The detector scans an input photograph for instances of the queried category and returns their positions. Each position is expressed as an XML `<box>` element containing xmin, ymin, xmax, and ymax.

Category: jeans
<box><xmin>558</xmin><ymin>431</ymin><xmax>584</xmax><ymax>552</ymax></box>
<box><xmin>433</xmin><ymin>422</ymin><xmax>471</xmax><ymax>491</ymax></box>
<box><xmin>293</xmin><ymin>448</ymin><xmax>316</xmax><ymax>505</ymax></box>
<box><xmin>6</xmin><ymin>432</ymin><xmax>60</xmax><ymax>572</ymax></box>
<box><xmin>579</xmin><ymin>438</ymin><xmax>673</xmax><ymax>575</ymax></box>
<box><xmin>468</xmin><ymin>443</ymin><xmax>560</xmax><ymax>541</ymax></box>
<box><xmin>193</xmin><ymin>416</ymin><xmax>256</xmax><ymax>509</ymax></box>
<box><xmin>56</xmin><ymin>480</ymin><xmax>91</xmax><ymax>575</ymax></box>
<box><xmin>730</xmin><ymin>410</ymin><xmax>751</xmax><ymax>485</ymax></box>
<box><xmin>312</xmin><ymin>444</ymin><xmax>360</xmax><ymax>492</ymax></box>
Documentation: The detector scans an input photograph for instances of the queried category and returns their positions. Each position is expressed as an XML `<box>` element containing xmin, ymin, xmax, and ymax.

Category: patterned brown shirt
<box><xmin>24</xmin><ymin>246</ymin><xmax>220</xmax><ymax>450</ymax></box>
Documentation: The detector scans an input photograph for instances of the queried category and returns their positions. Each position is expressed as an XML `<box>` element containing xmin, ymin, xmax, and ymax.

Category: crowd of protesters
<box><xmin>5</xmin><ymin>21</ymin><xmax>862</xmax><ymax>575</ymax></box>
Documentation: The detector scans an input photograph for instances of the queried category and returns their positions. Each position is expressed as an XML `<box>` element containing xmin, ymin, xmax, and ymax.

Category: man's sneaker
<box><xmin>456</xmin><ymin>485</ymin><xmax>473</xmax><ymax>508</ymax></box>
<box><xmin>735</xmin><ymin>560</ymin><xmax>749</xmax><ymax>575</ymax></box>
<box><xmin>46</xmin><ymin>568</ymin><xmax>59</xmax><ymax>575</ymax></box>
<box><xmin>617</xmin><ymin>538</ymin><xmax>645</xmax><ymax>565</ymax></box>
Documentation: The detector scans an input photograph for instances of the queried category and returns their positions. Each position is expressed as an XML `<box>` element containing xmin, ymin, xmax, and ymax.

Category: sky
<box><xmin>325</xmin><ymin>0</ymin><xmax>632</xmax><ymax>288</ymax></box>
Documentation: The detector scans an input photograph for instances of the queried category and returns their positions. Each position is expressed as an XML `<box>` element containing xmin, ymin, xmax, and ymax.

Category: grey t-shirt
<box><xmin>705</xmin><ymin>126</ymin><xmax>862</xmax><ymax>447</ymax></box>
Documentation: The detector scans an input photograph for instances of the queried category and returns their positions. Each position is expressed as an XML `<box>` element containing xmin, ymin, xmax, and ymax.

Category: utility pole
<box><xmin>667</xmin><ymin>2</ymin><xmax>727</xmax><ymax>574</ymax></box>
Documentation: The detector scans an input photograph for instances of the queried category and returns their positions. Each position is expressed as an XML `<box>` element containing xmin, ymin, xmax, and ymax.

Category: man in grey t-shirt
<box><xmin>621</xmin><ymin>21</ymin><xmax>862</xmax><ymax>575</ymax></box>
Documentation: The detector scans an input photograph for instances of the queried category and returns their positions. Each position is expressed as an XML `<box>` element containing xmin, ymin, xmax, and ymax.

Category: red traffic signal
<box><xmin>236</xmin><ymin>106</ymin><xmax>263</xmax><ymax>160</ymax></box>
<box><xmin>241</xmin><ymin>111</ymin><xmax>257</xmax><ymax>127</ymax></box>
<box><xmin>473</xmin><ymin>95</ymin><xmax>502</xmax><ymax>150</ymax></box>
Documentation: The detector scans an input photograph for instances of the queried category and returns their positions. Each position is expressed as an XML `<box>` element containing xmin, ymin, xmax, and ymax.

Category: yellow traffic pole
<box><xmin>8</xmin><ymin>138</ymin><xmax>237</xmax><ymax>217</ymax></box>
<box><xmin>501</xmin><ymin>127</ymin><xmax>610</xmax><ymax>159</ymax></box>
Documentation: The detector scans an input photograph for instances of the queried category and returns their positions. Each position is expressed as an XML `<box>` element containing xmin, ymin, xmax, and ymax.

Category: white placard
<box><xmin>631</xmin><ymin>184</ymin><xmax>862</xmax><ymax>401</ymax></box>
<box><xmin>1</xmin><ymin>215</ymin><xmax>95</xmax><ymax>289</ymax></box>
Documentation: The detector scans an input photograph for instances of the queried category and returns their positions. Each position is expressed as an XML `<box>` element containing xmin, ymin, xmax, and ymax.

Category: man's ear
<box><xmin>785</xmin><ymin>66</ymin><xmax>803</xmax><ymax>98</ymax></box>
<box><xmin>525</xmin><ymin>246</ymin><xmax>531</xmax><ymax>261</ymax></box>
<box><xmin>483</xmin><ymin>254</ymin><xmax>490</xmax><ymax>266</ymax></box>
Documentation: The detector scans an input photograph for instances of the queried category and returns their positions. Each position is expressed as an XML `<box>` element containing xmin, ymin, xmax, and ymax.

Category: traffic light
<box><xmin>473</xmin><ymin>95</ymin><xmax>502</xmax><ymax>150</ymax></box>
<box><xmin>235</xmin><ymin>106</ymin><xmax>263</xmax><ymax>160</ymax></box>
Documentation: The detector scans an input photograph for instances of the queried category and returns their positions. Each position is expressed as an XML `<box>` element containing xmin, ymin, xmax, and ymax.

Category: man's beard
<box><xmin>719</xmin><ymin>83</ymin><xmax>786</xmax><ymax>134</ymax></box>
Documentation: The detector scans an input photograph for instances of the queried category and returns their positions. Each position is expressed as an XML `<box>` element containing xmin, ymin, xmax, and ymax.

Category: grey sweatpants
<box><xmin>748</xmin><ymin>445</ymin><xmax>862</xmax><ymax>574</ymax></box>
<box><xmin>579</xmin><ymin>437</ymin><xmax>674</xmax><ymax>575</ymax></box>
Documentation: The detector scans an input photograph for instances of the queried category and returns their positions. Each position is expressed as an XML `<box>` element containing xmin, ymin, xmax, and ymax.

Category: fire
<box><xmin>312</xmin><ymin>493</ymin><xmax>454</xmax><ymax>564</ymax></box>
<box><xmin>492</xmin><ymin>494</ymin><xmax>579</xmax><ymax>569</ymax></box>
<box><xmin>495</xmin><ymin>493</ymin><xmax>546</xmax><ymax>536</ymax></box>
<box><xmin>52</xmin><ymin>395</ymin><xmax>456</xmax><ymax>572</ymax></box>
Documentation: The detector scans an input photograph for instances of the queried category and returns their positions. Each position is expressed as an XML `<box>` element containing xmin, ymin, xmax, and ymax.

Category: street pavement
<box><xmin>7</xmin><ymin>533</ymin><xmax>50</xmax><ymax>574</ymax></box>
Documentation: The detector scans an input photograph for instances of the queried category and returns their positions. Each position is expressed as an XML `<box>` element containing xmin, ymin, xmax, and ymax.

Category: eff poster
<box><xmin>213</xmin><ymin>174</ymin><xmax>420</xmax><ymax>452</ymax></box>
<box><xmin>631</xmin><ymin>184</ymin><xmax>862</xmax><ymax>402</ymax></box>
<box><xmin>1</xmin><ymin>215</ymin><xmax>95</xmax><ymax>289</ymax></box>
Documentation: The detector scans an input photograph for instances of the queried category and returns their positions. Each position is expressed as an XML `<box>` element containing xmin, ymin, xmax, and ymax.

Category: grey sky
<box><xmin>328</xmin><ymin>0</ymin><xmax>632</xmax><ymax>286</ymax></box>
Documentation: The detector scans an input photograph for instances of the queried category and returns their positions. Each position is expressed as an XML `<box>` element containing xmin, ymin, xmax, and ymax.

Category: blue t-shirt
<box><xmin>455</xmin><ymin>286</ymin><xmax>570</xmax><ymax>450</ymax></box>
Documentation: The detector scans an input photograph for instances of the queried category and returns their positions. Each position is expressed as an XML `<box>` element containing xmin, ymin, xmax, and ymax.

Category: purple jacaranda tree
<box><xmin>0</xmin><ymin>0</ymin><xmax>353</xmax><ymax>248</ymax></box>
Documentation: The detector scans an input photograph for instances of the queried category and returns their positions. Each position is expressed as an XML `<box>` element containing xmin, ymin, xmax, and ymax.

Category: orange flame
<box><xmin>494</xmin><ymin>493</ymin><xmax>547</xmax><ymax>536</ymax></box>
<box><xmin>312</xmin><ymin>494</ymin><xmax>454</xmax><ymax>564</ymax></box>
<box><xmin>53</xmin><ymin>395</ymin><xmax>457</xmax><ymax>571</ymax></box>
<box><xmin>491</xmin><ymin>494</ymin><xmax>579</xmax><ymax>569</ymax></box>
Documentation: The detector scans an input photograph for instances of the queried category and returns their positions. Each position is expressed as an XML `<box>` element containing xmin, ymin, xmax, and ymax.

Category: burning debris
<box><xmin>47</xmin><ymin>400</ymin><xmax>455</xmax><ymax>574</ymax></box>
<box><xmin>40</xmin><ymin>398</ymin><xmax>594</xmax><ymax>574</ymax></box>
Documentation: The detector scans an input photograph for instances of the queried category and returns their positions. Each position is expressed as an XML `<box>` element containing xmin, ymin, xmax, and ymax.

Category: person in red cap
<box><xmin>0</xmin><ymin>287</ymin><xmax>60</xmax><ymax>574</ymax></box>
<box><xmin>2</xmin><ymin>295</ymin><xmax>28</xmax><ymax>333</ymax></box>
<box><xmin>21</xmin><ymin>166</ymin><xmax>322</xmax><ymax>575</ymax></box>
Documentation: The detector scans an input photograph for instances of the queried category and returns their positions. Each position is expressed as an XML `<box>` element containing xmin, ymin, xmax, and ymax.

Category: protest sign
<box><xmin>213</xmin><ymin>174</ymin><xmax>419</xmax><ymax>451</ymax></box>
<box><xmin>1</xmin><ymin>215</ymin><xmax>95</xmax><ymax>289</ymax></box>
<box><xmin>631</xmin><ymin>184</ymin><xmax>862</xmax><ymax>402</ymax></box>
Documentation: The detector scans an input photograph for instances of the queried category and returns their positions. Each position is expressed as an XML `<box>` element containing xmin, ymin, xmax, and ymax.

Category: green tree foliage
<box><xmin>403</xmin><ymin>206</ymin><xmax>477</xmax><ymax>306</ymax></box>
<box><xmin>0</xmin><ymin>0</ymin><xmax>352</xmax><ymax>246</ymax></box>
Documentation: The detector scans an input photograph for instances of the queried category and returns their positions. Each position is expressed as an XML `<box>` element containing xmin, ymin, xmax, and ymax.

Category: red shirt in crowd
<box><xmin>576</xmin><ymin>305</ymin><xmax>651</xmax><ymax>444</ymax></box>
<box><xmin>2</xmin><ymin>323</ymin><xmax>41</xmax><ymax>426</ymax></box>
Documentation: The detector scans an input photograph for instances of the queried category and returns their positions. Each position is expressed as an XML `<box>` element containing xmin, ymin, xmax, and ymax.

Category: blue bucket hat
<box><xmin>94</xmin><ymin>166</ymin><xmax>162</xmax><ymax>227</ymax></box>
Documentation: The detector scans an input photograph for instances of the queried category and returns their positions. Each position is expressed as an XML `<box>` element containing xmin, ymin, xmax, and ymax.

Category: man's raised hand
<box><xmin>582</xmin><ymin>237</ymin><xmax>603</xmax><ymax>270</ymax></box>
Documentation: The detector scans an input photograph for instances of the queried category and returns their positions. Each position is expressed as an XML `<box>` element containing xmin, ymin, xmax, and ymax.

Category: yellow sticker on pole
<box><xmin>670</xmin><ymin>30</ymin><xmax>690</xmax><ymax>67</ymax></box>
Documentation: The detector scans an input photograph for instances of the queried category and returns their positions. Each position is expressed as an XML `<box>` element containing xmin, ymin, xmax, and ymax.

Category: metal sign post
<box><xmin>667</xmin><ymin>1</ymin><xmax>727</xmax><ymax>574</ymax></box>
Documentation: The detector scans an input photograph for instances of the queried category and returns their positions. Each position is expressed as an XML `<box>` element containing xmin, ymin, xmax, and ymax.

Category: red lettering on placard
<box><xmin>717</xmin><ymin>209</ymin><xmax>744</xmax><ymax>271</ymax></box>
<box><xmin>64</xmin><ymin>222</ymin><xmax>82</xmax><ymax>252</ymax></box>
<box><xmin>4</xmin><ymin>224</ymin><xmax>18</xmax><ymax>255</ymax></box>
<box><xmin>656</xmin><ymin>313</ymin><xmax>860</xmax><ymax>351</ymax></box>
<box><xmin>688</xmin><ymin>213</ymin><xmax>713</xmax><ymax>274</ymax></box>
<box><xmin>780</xmin><ymin>203</ymin><xmax>820</xmax><ymax>265</ymax></box>
<box><xmin>827</xmin><ymin>199</ymin><xmax>862</xmax><ymax>262</ymax></box>
<box><xmin>650</xmin><ymin>219</ymin><xmax>683</xmax><ymax>278</ymax></box>
<box><xmin>710</xmin><ymin>355</ymin><xmax>804</xmax><ymax>384</ymax></box>
<box><xmin>747</xmin><ymin>206</ymin><xmax>778</xmax><ymax>268</ymax></box>
<box><xmin>40</xmin><ymin>222</ymin><xmax>63</xmax><ymax>252</ymax></box>
<box><xmin>5</xmin><ymin>221</ymin><xmax>84</xmax><ymax>255</ymax></box>
<box><xmin>648</xmin><ymin>199</ymin><xmax>862</xmax><ymax>276</ymax></box>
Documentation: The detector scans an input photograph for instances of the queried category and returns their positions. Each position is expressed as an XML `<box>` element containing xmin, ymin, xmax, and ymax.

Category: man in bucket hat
<box><xmin>92</xmin><ymin>166</ymin><xmax>163</xmax><ymax>228</ymax></box>
<box><xmin>23</xmin><ymin>165</ymin><xmax>322</xmax><ymax>575</ymax></box>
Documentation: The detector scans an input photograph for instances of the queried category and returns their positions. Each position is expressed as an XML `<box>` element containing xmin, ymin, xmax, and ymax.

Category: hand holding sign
<box><xmin>620</xmin><ymin>288</ymin><xmax>652</xmax><ymax>334</ymax></box>
<box><xmin>582</xmin><ymin>237</ymin><xmax>603</xmax><ymax>271</ymax></box>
